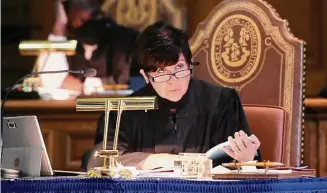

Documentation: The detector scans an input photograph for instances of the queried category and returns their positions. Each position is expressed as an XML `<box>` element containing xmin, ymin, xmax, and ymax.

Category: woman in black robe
<box><xmin>86</xmin><ymin>22</ymin><xmax>261</xmax><ymax>170</ymax></box>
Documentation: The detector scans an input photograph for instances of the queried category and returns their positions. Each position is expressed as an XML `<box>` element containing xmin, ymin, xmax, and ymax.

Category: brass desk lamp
<box><xmin>19</xmin><ymin>40</ymin><xmax>77</xmax><ymax>56</ymax></box>
<box><xmin>18</xmin><ymin>40</ymin><xmax>77</xmax><ymax>90</ymax></box>
<box><xmin>76</xmin><ymin>96</ymin><xmax>158</xmax><ymax>178</ymax></box>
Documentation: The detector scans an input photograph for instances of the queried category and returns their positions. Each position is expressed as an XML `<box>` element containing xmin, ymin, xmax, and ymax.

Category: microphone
<box><xmin>170</xmin><ymin>109</ymin><xmax>177</xmax><ymax>131</ymax></box>
<box><xmin>69</xmin><ymin>68</ymin><xmax>97</xmax><ymax>77</ymax></box>
<box><xmin>0</xmin><ymin>68</ymin><xmax>97</xmax><ymax>161</ymax></box>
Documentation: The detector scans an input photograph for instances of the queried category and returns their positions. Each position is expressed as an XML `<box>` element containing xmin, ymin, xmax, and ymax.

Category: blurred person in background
<box><xmin>70</xmin><ymin>18</ymin><xmax>139</xmax><ymax>86</ymax></box>
<box><xmin>36</xmin><ymin>0</ymin><xmax>139</xmax><ymax>96</ymax></box>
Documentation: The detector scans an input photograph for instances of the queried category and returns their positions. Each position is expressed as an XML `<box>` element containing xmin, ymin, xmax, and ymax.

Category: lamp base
<box><xmin>86</xmin><ymin>166</ymin><xmax>134</xmax><ymax>178</ymax></box>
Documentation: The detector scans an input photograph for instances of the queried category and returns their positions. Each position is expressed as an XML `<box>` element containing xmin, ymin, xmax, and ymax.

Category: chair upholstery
<box><xmin>243</xmin><ymin>105</ymin><xmax>286</xmax><ymax>163</ymax></box>
<box><xmin>189</xmin><ymin>0</ymin><xmax>305</xmax><ymax>166</ymax></box>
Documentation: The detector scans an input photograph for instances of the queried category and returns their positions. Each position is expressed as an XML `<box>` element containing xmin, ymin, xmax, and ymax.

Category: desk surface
<box><xmin>5</xmin><ymin>97</ymin><xmax>327</xmax><ymax>109</ymax></box>
<box><xmin>2</xmin><ymin>177</ymin><xmax>327</xmax><ymax>193</ymax></box>
<box><xmin>5</xmin><ymin>99</ymin><xmax>77</xmax><ymax>110</ymax></box>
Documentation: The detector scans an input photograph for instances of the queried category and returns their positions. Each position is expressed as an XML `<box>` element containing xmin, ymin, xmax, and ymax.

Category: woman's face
<box><xmin>68</xmin><ymin>7</ymin><xmax>92</xmax><ymax>29</ymax></box>
<box><xmin>142</xmin><ymin>54</ymin><xmax>191</xmax><ymax>102</ymax></box>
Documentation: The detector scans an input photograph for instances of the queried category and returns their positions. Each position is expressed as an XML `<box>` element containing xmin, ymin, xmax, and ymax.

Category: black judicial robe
<box><xmin>87</xmin><ymin>78</ymin><xmax>261</xmax><ymax>168</ymax></box>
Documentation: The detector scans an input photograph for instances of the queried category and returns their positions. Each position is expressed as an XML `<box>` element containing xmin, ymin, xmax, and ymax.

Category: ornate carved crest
<box><xmin>211</xmin><ymin>15</ymin><xmax>262</xmax><ymax>86</ymax></box>
<box><xmin>102</xmin><ymin>0</ymin><xmax>185</xmax><ymax>30</ymax></box>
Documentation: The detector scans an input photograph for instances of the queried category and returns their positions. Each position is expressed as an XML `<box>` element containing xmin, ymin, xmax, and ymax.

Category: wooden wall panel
<box><xmin>318</xmin><ymin>121</ymin><xmax>327</xmax><ymax>176</ymax></box>
<box><xmin>323</xmin><ymin>0</ymin><xmax>327</xmax><ymax>93</ymax></box>
<box><xmin>41</xmin><ymin>129</ymin><xmax>54</xmax><ymax>166</ymax></box>
<box><xmin>183</xmin><ymin>0</ymin><xmax>223</xmax><ymax>37</ymax></box>
<box><xmin>304</xmin><ymin>121</ymin><xmax>319</xmax><ymax>173</ymax></box>
<box><xmin>64</xmin><ymin>123</ymin><xmax>96</xmax><ymax>170</ymax></box>
<box><xmin>304</xmin><ymin>99</ymin><xmax>327</xmax><ymax>176</ymax></box>
<box><xmin>1</xmin><ymin>0</ymin><xmax>54</xmax><ymax>88</ymax></box>
<box><xmin>28</xmin><ymin>0</ymin><xmax>53</xmax><ymax>39</ymax></box>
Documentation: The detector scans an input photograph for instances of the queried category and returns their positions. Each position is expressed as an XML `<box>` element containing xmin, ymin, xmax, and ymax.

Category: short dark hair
<box><xmin>135</xmin><ymin>21</ymin><xmax>192</xmax><ymax>72</ymax></box>
<box><xmin>64</xmin><ymin>0</ymin><xmax>103</xmax><ymax>16</ymax></box>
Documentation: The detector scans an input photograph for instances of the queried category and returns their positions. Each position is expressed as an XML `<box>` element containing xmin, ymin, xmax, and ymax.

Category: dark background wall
<box><xmin>2</xmin><ymin>0</ymin><xmax>326</xmax><ymax>96</ymax></box>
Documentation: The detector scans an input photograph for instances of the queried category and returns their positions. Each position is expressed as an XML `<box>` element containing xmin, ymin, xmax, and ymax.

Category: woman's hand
<box><xmin>222</xmin><ymin>130</ymin><xmax>260</xmax><ymax>162</ymax></box>
<box><xmin>61</xmin><ymin>75</ymin><xmax>83</xmax><ymax>91</ymax></box>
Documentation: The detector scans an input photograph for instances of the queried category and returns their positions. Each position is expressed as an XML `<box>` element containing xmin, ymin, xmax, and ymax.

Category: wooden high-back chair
<box><xmin>190</xmin><ymin>0</ymin><xmax>305</xmax><ymax>166</ymax></box>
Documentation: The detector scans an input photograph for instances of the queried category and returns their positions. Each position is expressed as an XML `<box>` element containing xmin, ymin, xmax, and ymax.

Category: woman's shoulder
<box><xmin>191</xmin><ymin>78</ymin><xmax>237</xmax><ymax>99</ymax></box>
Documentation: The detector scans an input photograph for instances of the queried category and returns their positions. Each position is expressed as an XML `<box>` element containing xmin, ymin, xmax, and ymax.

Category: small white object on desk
<box><xmin>211</xmin><ymin>161</ymin><xmax>258</xmax><ymax>174</ymax></box>
<box><xmin>212</xmin><ymin>160</ymin><xmax>292</xmax><ymax>175</ymax></box>
<box><xmin>211</xmin><ymin>165</ymin><xmax>231</xmax><ymax>174</ymax></box>
<box><xmin>37</xmin><ymin>87</ymin><xmax>81</xmax><ymax>100</ymax></box>
<box><xmin>96</xmin><ymin>89</ymin><xmax>134</xmax><ymax>96</ymax></box>
<box><xmin>137</xmin><ymin>167</ymin><xmax>176</xmax><ymax>178</ymax></box>
<box><xmin>83</xmin><ymin>77</ymin><xmax>103</xmax><ymax>95</ymax></box>
<box><xmin>240</xmin><ymin>160</ymin><xmax>258</xmax><ymax>172</ymax></box>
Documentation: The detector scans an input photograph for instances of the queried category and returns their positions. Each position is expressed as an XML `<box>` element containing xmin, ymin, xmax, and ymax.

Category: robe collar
<box><xmin>145</xmin><ymin>79</ymin><xmax>193</xmax><ymax>112</ymax></box>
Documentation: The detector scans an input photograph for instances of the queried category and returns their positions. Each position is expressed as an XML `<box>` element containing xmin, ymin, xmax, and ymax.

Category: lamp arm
<box><xmin>102</xmin><ymin>101</ymin><xmax>113</xmax><ymax>151</ymax></box>
<box><xmin>113</xmin><ymin>101</ymin><xmax>125</xmax><ymax>151</ymax></box>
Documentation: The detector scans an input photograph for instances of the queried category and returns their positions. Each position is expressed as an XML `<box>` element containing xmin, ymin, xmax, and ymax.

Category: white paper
<box><xmin>212</xmin><ymin>165</ymin><xmax>232</xmax><ymax>174</ymax></box>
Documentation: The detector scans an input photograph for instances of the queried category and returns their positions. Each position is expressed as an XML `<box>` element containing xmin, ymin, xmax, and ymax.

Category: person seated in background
<box><xmin>69</xmin><ymin>17</ymin><xmax>139</xmax><ymax>86</ymax></box>
<box><xmin>85</xmin><ymin>22</ymin><xmax>261</xmax><ymax>170</ymax></box>
<box><xmin>36</xmin><ymin>0</ymin><xmax>139</xmax><ymax>95</ymax></box>
<box><xmin>36</xmin><ymin>0</ymin><xmax>103</xmax><ymax>92</ymax></box>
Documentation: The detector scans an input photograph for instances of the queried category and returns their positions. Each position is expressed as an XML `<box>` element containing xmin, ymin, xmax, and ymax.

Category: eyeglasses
<box><xmin>148</xmin><ymin>69</ymin><xmax>192</xmax><ymax>83</ymax></box>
